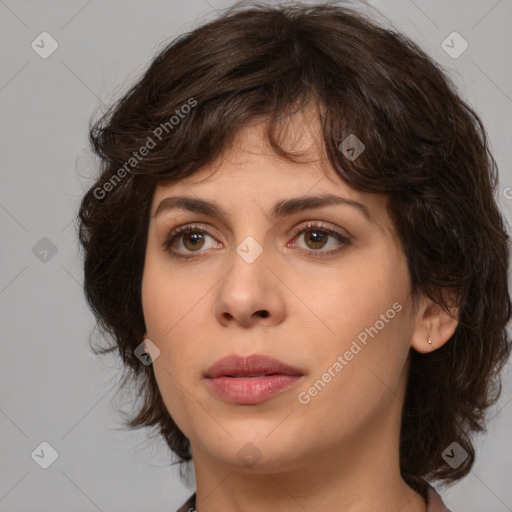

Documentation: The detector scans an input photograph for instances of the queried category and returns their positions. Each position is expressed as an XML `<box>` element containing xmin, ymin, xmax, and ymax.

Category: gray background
<box><xmin>1</xmin><ymin>0</ymin><xmax>511</xmax><ymax>511</ymax></box>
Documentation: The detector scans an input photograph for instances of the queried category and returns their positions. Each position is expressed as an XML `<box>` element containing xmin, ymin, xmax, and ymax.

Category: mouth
<box><xmin>204</xmin><ymin>353</ymin><xmax>304</xmax><ymax>379</ymax></box>
<box><xmin>204</xmin><ymin>353</ymin><xmax>304</xmax><ymax>404</ymax></box>
<box><xmin>223</xmin><ymin>373</ymin><xmax>282</xmax><ymax>377</ymax></box>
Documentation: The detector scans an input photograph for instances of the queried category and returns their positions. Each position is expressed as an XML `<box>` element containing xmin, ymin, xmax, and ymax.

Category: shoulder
<box><xmin>426</xmin><ymin>484</ymin><xmax>453</xmax><ymax>512</ymax></box>
<box><xmin>175</xmin><ymin>492</ymin><xmax>196</xmax><ymax>512</ymax></box>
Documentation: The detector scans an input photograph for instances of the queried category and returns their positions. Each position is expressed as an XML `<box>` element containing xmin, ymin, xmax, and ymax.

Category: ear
<box><xmin>410</xmin><ymin>291</ymin><xmax>459</xmax><ymax>354</ymax></box>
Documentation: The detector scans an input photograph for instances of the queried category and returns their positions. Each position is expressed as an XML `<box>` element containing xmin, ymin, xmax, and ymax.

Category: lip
<box><xmin>204</xmin><ymin>354</ymin><xmax>304</xmax><ymax>404</ymax></box>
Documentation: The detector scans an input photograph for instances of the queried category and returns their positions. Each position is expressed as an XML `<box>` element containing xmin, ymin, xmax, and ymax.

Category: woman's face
<box><xmin>141</xmin><ymin>118</ymin><xmax>425</xmax><ymax>474</ymax></box>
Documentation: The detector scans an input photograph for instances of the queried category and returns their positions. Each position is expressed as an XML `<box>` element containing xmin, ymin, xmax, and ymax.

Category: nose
<box><xmin>214</xmin><ymin>243</ymin><xmax>286</xmax><ymax>329</ymax></box>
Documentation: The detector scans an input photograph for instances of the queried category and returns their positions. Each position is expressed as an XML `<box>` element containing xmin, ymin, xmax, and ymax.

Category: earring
<box><xmin>427</xmin><ymin>335</ymin><xmax>432</xmax><ymax>345</ymax></box>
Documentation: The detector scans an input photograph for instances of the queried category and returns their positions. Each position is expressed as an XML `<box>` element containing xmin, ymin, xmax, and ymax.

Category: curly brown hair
<box><xmin>77</xmin><ymin>0</ymin><xmax>511</xmax><ymax>495</ymax></box>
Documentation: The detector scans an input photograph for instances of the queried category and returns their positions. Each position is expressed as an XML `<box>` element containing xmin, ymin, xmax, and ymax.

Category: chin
<box><xmin>199</xmin><ymin>431</ymin><xmax>308</xmax><ymax>472</ymax></box>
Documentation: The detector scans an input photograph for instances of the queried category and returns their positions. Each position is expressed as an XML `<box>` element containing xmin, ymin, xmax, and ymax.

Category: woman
<box><xmin>78</xmin><ymin>2</ymin><xmax>511</xmax><ymax>511</ymax></box>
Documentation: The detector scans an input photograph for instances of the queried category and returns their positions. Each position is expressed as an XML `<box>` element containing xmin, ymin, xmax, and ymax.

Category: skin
<box><xmin>141</xmin><ymin>112</ymin><xmax>458</xmax><ymax>512</ymax></box>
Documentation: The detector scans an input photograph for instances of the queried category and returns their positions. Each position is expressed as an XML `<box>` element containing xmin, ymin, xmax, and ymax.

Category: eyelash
<box><xmin>162</xmin><ymin>221</ymin><xmax>351</xmax><ymax>261</ymax></box>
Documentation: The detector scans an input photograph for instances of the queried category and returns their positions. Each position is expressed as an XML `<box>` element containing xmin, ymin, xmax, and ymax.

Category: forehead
<box><xmin>150</xmin><ymin>117</ymin><xmax>393</xmax><ymax>238</ymax></box>
<box><xmin>154</xmin><ymin>115</ymin><xmax>342</xmax><ymax>196</ymax></box>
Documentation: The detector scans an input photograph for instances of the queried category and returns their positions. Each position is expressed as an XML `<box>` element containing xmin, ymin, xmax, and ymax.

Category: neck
<box><xmin>193</xmin><ymin>453</ymin><xmax>426</xmax><ymax>512</ymax></box>
<box><xmin>191</xmin><ymin>410</ymin><xmax>425</xmax><ymax>511</ymax></box>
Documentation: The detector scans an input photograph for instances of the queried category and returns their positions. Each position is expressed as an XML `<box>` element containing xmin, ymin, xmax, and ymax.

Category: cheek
<box><xmin>141</xmin><ymin>259</ymin><xmax>207</xmax><ymax>436</ymax></box>
<box><xmin>300</xmin><ymin>245</ymin><xmax>413</xmax><ymax>406</ymax></box>
<box><xmin>141</xmin><ymin>247</ymin><xmax>199</xmax><ymax>338</ymax></box>
<box><xmin>141</xmin><ymin>250</ymin><xmax>212</xmax><ymax>381</ymax></box>
<box><xmin>299</xmin><ymin>243</ymin><xmax>410</xmax><ymax>347</ymax></box>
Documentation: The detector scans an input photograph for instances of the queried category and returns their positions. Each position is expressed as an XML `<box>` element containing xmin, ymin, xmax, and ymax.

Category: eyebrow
<box><xmin>153</xmin><ymin>193</ymin><xmax>374</xmax><ymax>223</ymax></box>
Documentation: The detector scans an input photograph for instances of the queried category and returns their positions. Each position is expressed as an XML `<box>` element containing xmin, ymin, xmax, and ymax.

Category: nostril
<box><xmin>257</xmin><ymin>310</ymin><xmax>269</xmax><ymax>318</ymax></box>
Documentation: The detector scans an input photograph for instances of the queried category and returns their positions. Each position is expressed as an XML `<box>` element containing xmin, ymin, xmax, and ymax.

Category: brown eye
<box><xmin>303</xmin><ymin>228</ymin><xmax>328</xmax><ymax>250</ymax></box>
<box><xmin>182</xmin><ymin>231</ymin><xmax>206</xmax><ymax>251</ymax></box>
<box><xmin>288</xmin><ymin>221</ymin><xmax>351</xmax><ymax>259</ymax></box>
<box><xmin>163</xmin><ymin>225</ymin><xmax>221</xmax><ymax>259</ymax></box>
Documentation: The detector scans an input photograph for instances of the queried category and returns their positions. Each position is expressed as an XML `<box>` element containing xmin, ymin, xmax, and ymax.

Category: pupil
<box><xmin>307</xmin><ymin>229</ymin><xmax>326</xmax><ymax>249</ymax></box>
<box><xmin>185</xmin><ymin>232</ymin><xmax>204</xmax><ymax>249</ymax></box>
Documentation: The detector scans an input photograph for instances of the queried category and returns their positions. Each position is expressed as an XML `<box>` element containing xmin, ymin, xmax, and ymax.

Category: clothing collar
<box><xmin>176</xmin><ymin>482</ymin><xmax>453</xmax><ymax>511</ymax></box>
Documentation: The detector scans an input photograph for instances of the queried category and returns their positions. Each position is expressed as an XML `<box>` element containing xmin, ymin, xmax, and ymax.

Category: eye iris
<box><xmin>183</xmin><ymin>232</ymin><xmax>205</xmax><ymax>251</ymax></box>
<box><xmin>305</xmin><ymin>229</ymin><xmax>327</xmax><ymax>249</ymax></box>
